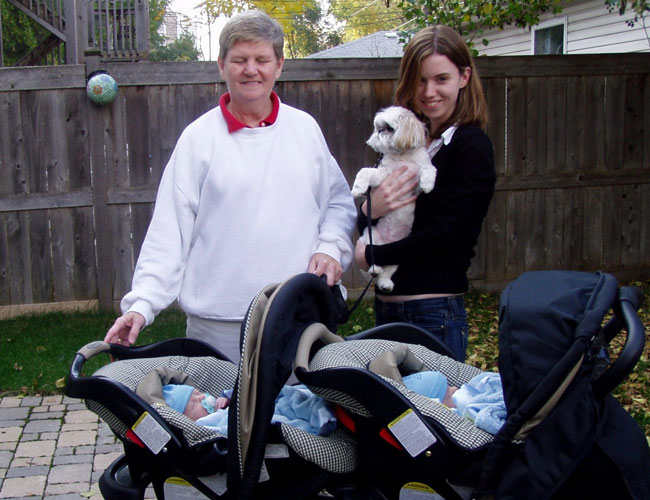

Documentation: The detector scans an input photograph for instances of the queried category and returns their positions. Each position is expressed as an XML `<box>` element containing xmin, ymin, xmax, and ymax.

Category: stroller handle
<box><xmin>593</xmin><ymin>285</ymin><xmax>646</xmax><ymax>398</ymax></box>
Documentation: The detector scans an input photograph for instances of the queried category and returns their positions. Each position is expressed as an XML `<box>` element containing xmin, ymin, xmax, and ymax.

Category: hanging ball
<box><xmin>86</xmin><ymin>72</ymin><xmax>118</xmax><ymax>105</ymax></box>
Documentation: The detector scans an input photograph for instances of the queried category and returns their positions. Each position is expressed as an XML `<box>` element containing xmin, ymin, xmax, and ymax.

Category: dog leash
<box><xmin>341</xmin><ymin>185</ymin><xmax>378</xmax><ymax>322</ymax></box>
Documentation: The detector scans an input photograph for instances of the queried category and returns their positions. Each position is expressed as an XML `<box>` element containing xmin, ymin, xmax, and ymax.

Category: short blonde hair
<box><xmin>218</xmin><ymin>10</ymin><xmax>284</xmax><ymax>61</ymax></box>
<box><xmin>395</xmin><ymin>26</ymin><xmax>487</xmax><ymax>138</ymax></box>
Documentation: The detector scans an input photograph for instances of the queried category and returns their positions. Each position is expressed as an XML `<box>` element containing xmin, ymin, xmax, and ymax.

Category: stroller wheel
<box><xmin>99</xmin><ymin>454</ymin><xmax>150</xmax><ymax>500</ymax></box>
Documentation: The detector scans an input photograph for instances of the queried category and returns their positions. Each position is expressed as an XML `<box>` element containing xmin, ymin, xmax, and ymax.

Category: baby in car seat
<box><xmin>402</xmin><ymin>370</ymin><xmax>506</xmax><ymax>434</ymax></box>
<box><xmin>136</xmin><ymin>366</ymin><xmax>337</xmax><ymax>435</ymax></box>
<box><xmin>162</xmin><ymin>384</ymin><xmax>231</xmax><ymax>421</ymax></box>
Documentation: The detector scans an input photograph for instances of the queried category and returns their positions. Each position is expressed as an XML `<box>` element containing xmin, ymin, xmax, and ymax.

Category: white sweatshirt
<box><xmin>121</xmin><ymin>101</ymin><xmax>356</xmax><ymax>324</ymax></box>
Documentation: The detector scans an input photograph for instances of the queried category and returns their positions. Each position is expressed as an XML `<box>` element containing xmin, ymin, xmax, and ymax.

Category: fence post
<box><xmin>85</xmin><ymin>51</ymin><xmax>115</xmax><ymax>312</ymax></box>
<box><xmin>135</xmin><ymin>0</ymin><xmax>150</xmax><ymax>57</ymax></box>
<box><xmin>64</xmin><ymin>0</ymin><xmax>89</xmax><ymax>64</ymax></box>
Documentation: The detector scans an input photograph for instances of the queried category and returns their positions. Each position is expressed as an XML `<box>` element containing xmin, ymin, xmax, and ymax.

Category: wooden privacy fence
<box><xmin>0</xmin><ymin>54</ymin><xmax>649</xmax><ymax>316</ymax></box>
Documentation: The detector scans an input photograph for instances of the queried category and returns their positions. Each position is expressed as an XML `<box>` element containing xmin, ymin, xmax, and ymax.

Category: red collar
<box><xmin>219</xmin><ymin>92</ymin><xmax>280</xmax><ymax>133</ymax></box>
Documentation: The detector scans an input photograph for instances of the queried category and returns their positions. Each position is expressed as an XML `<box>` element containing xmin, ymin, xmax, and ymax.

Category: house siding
<box><xmin>475</xmin><ymin>0</ymin><xmax>649</xmax><ymax>56</ymax></box>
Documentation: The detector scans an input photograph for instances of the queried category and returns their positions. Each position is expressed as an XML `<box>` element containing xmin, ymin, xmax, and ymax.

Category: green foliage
<box><xmin>396</xmin><ymin>0</ymin><xmax>650</xmax><ymax>49</ymax></box>
<box><xmin>396</xmin><ymin>0</ymin><xmax>563</xmax><ymax>48</ymax></box>
<box><xmin>328</xmin><ymin>0</ymin><xmax>408</xmax><ymax>42</ymax></box>
<box><xmin>149</xmin><ymin>0</ymin><xmax>201</xmax><ymax>61</ymax></box>
<box><xmin>203</xmin><ymin>0</ymin><xmax>337</xmax><ymax>57</ymax></box>
<box><xmin>149</xmin><ymin>32</ymin><xmax>201</xmax><ymax>61</ymax></box>
<box><xmin>0</xmin><ymin>0</ymin><xmax>49</xmax><ymax>65</ymax></box>
<box><xmin>605</xmin><ymin>0</ymin><xmax>650</xmax><ymax>25</ymax></box>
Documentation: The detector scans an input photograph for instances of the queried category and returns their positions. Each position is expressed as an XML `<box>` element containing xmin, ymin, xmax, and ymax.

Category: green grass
<box><xmin>0</xmin><ymin>309</ymin><xmax>187</xmax><ymax>394</ymax></box>
<box><xmin>1</xmin><ymin>281</ymin><xmax>648</xmax><ymax>439</ymax></box>
<box><xmin>0</xmin><ymin>301</ymin><xmax>376</xmax><ymax>396</ymax></box>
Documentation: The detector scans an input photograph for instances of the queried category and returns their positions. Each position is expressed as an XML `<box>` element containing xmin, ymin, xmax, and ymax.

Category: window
<box><xmin>532</xmin><ymin>19</ymin><xmax>566</xmax><ymax>55</ymax></box>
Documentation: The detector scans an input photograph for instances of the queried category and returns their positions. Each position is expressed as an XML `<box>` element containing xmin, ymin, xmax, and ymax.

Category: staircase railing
<box><xmin>0</xmin><ymin>0</ymin><xmax>149</xmax><ymax>66</ymax></box>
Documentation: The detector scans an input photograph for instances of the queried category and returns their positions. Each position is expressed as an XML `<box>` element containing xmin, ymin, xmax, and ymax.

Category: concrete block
<box><xmin>0</xmin><ymin>475</ymin><xmax>46</xmax><ymax>497</ymax></box>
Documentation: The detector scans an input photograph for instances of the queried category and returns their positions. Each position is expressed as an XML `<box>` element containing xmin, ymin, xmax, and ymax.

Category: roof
<box><xmin>307</xmin><ymin>31</ymin><xmax>406</xmax><ymax>58</ymax></box>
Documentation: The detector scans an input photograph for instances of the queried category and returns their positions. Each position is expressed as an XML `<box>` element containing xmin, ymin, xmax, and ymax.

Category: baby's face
<box><xmin>183</xmin><ymin>388</ymin><xmax>210</xmax><ymax>421</ymax></box>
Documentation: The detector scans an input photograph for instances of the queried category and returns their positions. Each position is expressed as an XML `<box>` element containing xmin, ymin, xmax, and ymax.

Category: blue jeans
<box><xmin>374</xmin><ymin>295</ymin><xmax>469</xmax><ymax>362</ymax></box>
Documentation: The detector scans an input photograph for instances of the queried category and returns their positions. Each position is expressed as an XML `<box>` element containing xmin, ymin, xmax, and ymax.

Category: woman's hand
<box><xmin>104</xmin><ymin>311</ymin><xmax>145</xmax><ymax>347</ymax></box>
<box><xmin>360</xmin><ymin>165</ymin><xmax>419</xmax><ymax>219</ymax></box>
<box><xmin>308</xmin><ymin>252</ymin><xmax>342</xmax><ymax>286</ymax></box>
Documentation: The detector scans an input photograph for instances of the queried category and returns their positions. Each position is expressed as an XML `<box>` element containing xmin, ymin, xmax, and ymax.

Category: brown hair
<box><xmin>218</xmin><ymin>10</ymin><xmax>284</xmax><ymax>61</ymax></box>
<box><xmin>395</xmin><ymin>25</ymin><xmax>487</xmax><ymax>138</ymax></box>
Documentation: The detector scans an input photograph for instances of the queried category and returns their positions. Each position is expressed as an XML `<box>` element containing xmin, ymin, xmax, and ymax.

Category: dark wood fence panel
<box><xmin>0</xmin><ymin>55</ymin><xmax>649</xmax><ymax>315</ymax></box>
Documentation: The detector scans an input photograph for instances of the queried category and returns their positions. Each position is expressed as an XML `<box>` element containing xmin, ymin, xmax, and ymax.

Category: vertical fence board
<box><xmin>484</xmin><ymin>77</ymin><xmax>506</xmax><ymax>178</ymax></box>
<box><xmin>546</xmin><ymin>76</ymin><xmax>567</xmax><ymax>173</ymax></box>
<box><xmin>506</xmin><ymin>77</ymin><xmax>527</xmax><ymax>176</ymax></box>
<box><xmin>640</xmin><ymin>183</ymin><xmax>650</xmax><ymax>270</ymax></box>
<box><xmin>582</xmin><ymin>186</ymin><xmax>603</xmax><ymax>270</ymax></box>
<box><xmin>605</xmin><ymin>75</ymin><xmax>625</xmax><ymax>171</ymax></box>
<box><xmin>524</xmin><ymin>188</ymin><xmax>545</xmax><ymax>270</ymax></box>
<box><xmin>482</xmin><ymin>190</ymin><xmax>506</xmax><ymax>282</ymax></box>
<box><xmin>563</xmin><ymin>187</ymin><xmax>584</xmax><ymax>270</ymax></box>
<box><xmin>543</xmin><ymin>188</ymin><xmax>564</xmax><ymax>269</ymax></box>
<box><xmin>526</xmin><ymin>77</ymin><xmax>546</xmax><ymax>176</ymax></box>
<box><xmin>624</xmin><ymin>75</ymin><xmax>645</xmax><ymax>170</ymax></box>
<box><xmin>602</xmin><ymin>184</ymin><xmax>623</xmax><ymax>271</ymax></box>
<box><xmin>504</xmin><ymin>190</ymin><xmax>526</xmax><ymax>277</ymax></box>
<box><xmin>584</xmin><ymin>76</ymin><xmax>606</xmax><ymax>171</ymax></box>
<box><xmin>620</xmin><ymin>183</ymin><xmax>641</xmax><ymax>271</ymax></box>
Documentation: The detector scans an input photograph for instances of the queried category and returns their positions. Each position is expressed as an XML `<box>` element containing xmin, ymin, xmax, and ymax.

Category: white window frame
<box><xmin>531</xmin><ymin>18</ymin><xmax>568</xmax><ymax>55</ymax></box>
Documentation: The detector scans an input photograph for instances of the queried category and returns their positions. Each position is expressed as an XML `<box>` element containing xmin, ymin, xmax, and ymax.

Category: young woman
<box><xmin>355</xmin><ymin>26</ymin><xmax>496</xmax><ymax>362</ymax></box>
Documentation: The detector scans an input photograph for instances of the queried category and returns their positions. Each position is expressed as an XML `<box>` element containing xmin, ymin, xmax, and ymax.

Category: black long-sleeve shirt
<box><xmin>360</xmin><ymin>124</ymin><xmax>496</xmax><ymax>296</ymax></box>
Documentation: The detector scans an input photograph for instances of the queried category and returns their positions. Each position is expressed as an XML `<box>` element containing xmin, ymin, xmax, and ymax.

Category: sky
<box><xmin>169</xmin><ymin>0</ymin><xmax>229</xmax><ymax>61</ymax></box>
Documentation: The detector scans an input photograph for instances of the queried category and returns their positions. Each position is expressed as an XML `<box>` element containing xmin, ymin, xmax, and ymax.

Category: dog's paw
<box><xmin>368</xmin><ymin>265</ymin><xmax>383</xmax><ymax>277</ymax></box>
<box><xmin>351</xmin><ymin>184</ymin><xmax>367</xmax><ymax>197</ymax></box>
<box><xmin>420</xmin><ymin>167</ymin><xmax>437</xmax><ymax>193</ymax></box>
<box><xmin>419</xmin><ymin>172</ymin><xmax>436</xmax><ymax>193</ymax></box>
<box><xmin>377</xmin><ymin>276</ymin><xmax>394</xmax><ymax>292</ymax></box>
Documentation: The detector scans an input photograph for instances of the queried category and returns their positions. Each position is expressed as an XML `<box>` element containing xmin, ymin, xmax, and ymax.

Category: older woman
<box><xmin>104</xmin><ymin>10</ymin><xmax>356</xmax><ymax>362</ymax></box>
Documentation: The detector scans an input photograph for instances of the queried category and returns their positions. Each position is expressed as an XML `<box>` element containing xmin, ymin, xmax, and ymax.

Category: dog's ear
<box><xmin>393</xmin><ymin>109</ymin><xmax>426</xmax><ymax>150</ymax></box>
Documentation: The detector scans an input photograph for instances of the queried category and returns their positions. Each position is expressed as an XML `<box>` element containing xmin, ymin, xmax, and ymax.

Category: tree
<box><xmin>1</xmin><ymin>0</ymin><xmax>49</xmax><ymax>66</ymax></box>
<box><xmin>605</xmin><ymin>0</ymin><xmax>650</xmax><ymax>26</ymax></box>
<box><xmin>149</xmin><ymin>32</ymin><xmax>201</xmax><ymax>61</ymax></box>
<box><xmin>329</xmin><ymin>0</ymin><xmax>408</xmax><ymax>42</ymax></box>
<box><xmin>149</xmin><ymin>0</ymin><xmax>201</xmax><ymax>61</ymax></box>
<box><xmin>396</xmin><ymin>0</ymin><xmax>564</xmax><ymax>48</ymax></box>
<box><xmin>396</xmin><ymin>0</ymin><xmax>650</xmax><ymax>49</ymax></box>
<box><xmin>202</xmin><ymin>0</ymin><xmax>340</xmax><ymax>57</ymax></box>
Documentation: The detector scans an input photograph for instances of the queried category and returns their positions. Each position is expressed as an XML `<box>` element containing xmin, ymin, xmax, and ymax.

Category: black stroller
<box><xmin>294</xmin><ymin>270</ymin><xmax>650</xmax><ymax>499</ymax></box>
<box><xmin>65</xmin><ymin>274</ymin><xmax>359</xmax><ymax>499</ymax></box>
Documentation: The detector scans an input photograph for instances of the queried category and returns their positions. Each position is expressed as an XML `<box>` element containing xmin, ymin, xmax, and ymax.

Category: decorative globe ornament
<box><xmin>86</xmin><ymin>71</ymin><xmax>118</xmax><ymax>105</ymax></box>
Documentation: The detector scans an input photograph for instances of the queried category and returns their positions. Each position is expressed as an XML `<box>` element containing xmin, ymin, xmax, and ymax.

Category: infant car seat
<box><xmin>65</xmin><ymin>273</ymin><xmax>358</xmax><ymax>500</ymax></box>
<box><xmin>295</xmin><ymin>326</ymin><xmax>493</xmax><ymax>500</ymax></box>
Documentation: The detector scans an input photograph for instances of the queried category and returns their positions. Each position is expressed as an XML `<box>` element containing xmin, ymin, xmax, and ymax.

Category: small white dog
<box><xmin>351</xmin><ymin>106</ymin><xmax>436</xmax><ymax>292</ymax></box>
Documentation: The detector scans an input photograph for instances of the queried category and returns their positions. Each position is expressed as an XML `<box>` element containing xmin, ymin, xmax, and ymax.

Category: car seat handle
<box><xmin>68</xmin><ymin>341</ymin><xmax>111</xmax><ymax>381</ymax></box>
<box><xmin>295</xmin><ymin>322</ymin><xmax>344</xmax><ymax>371</ymax></box>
